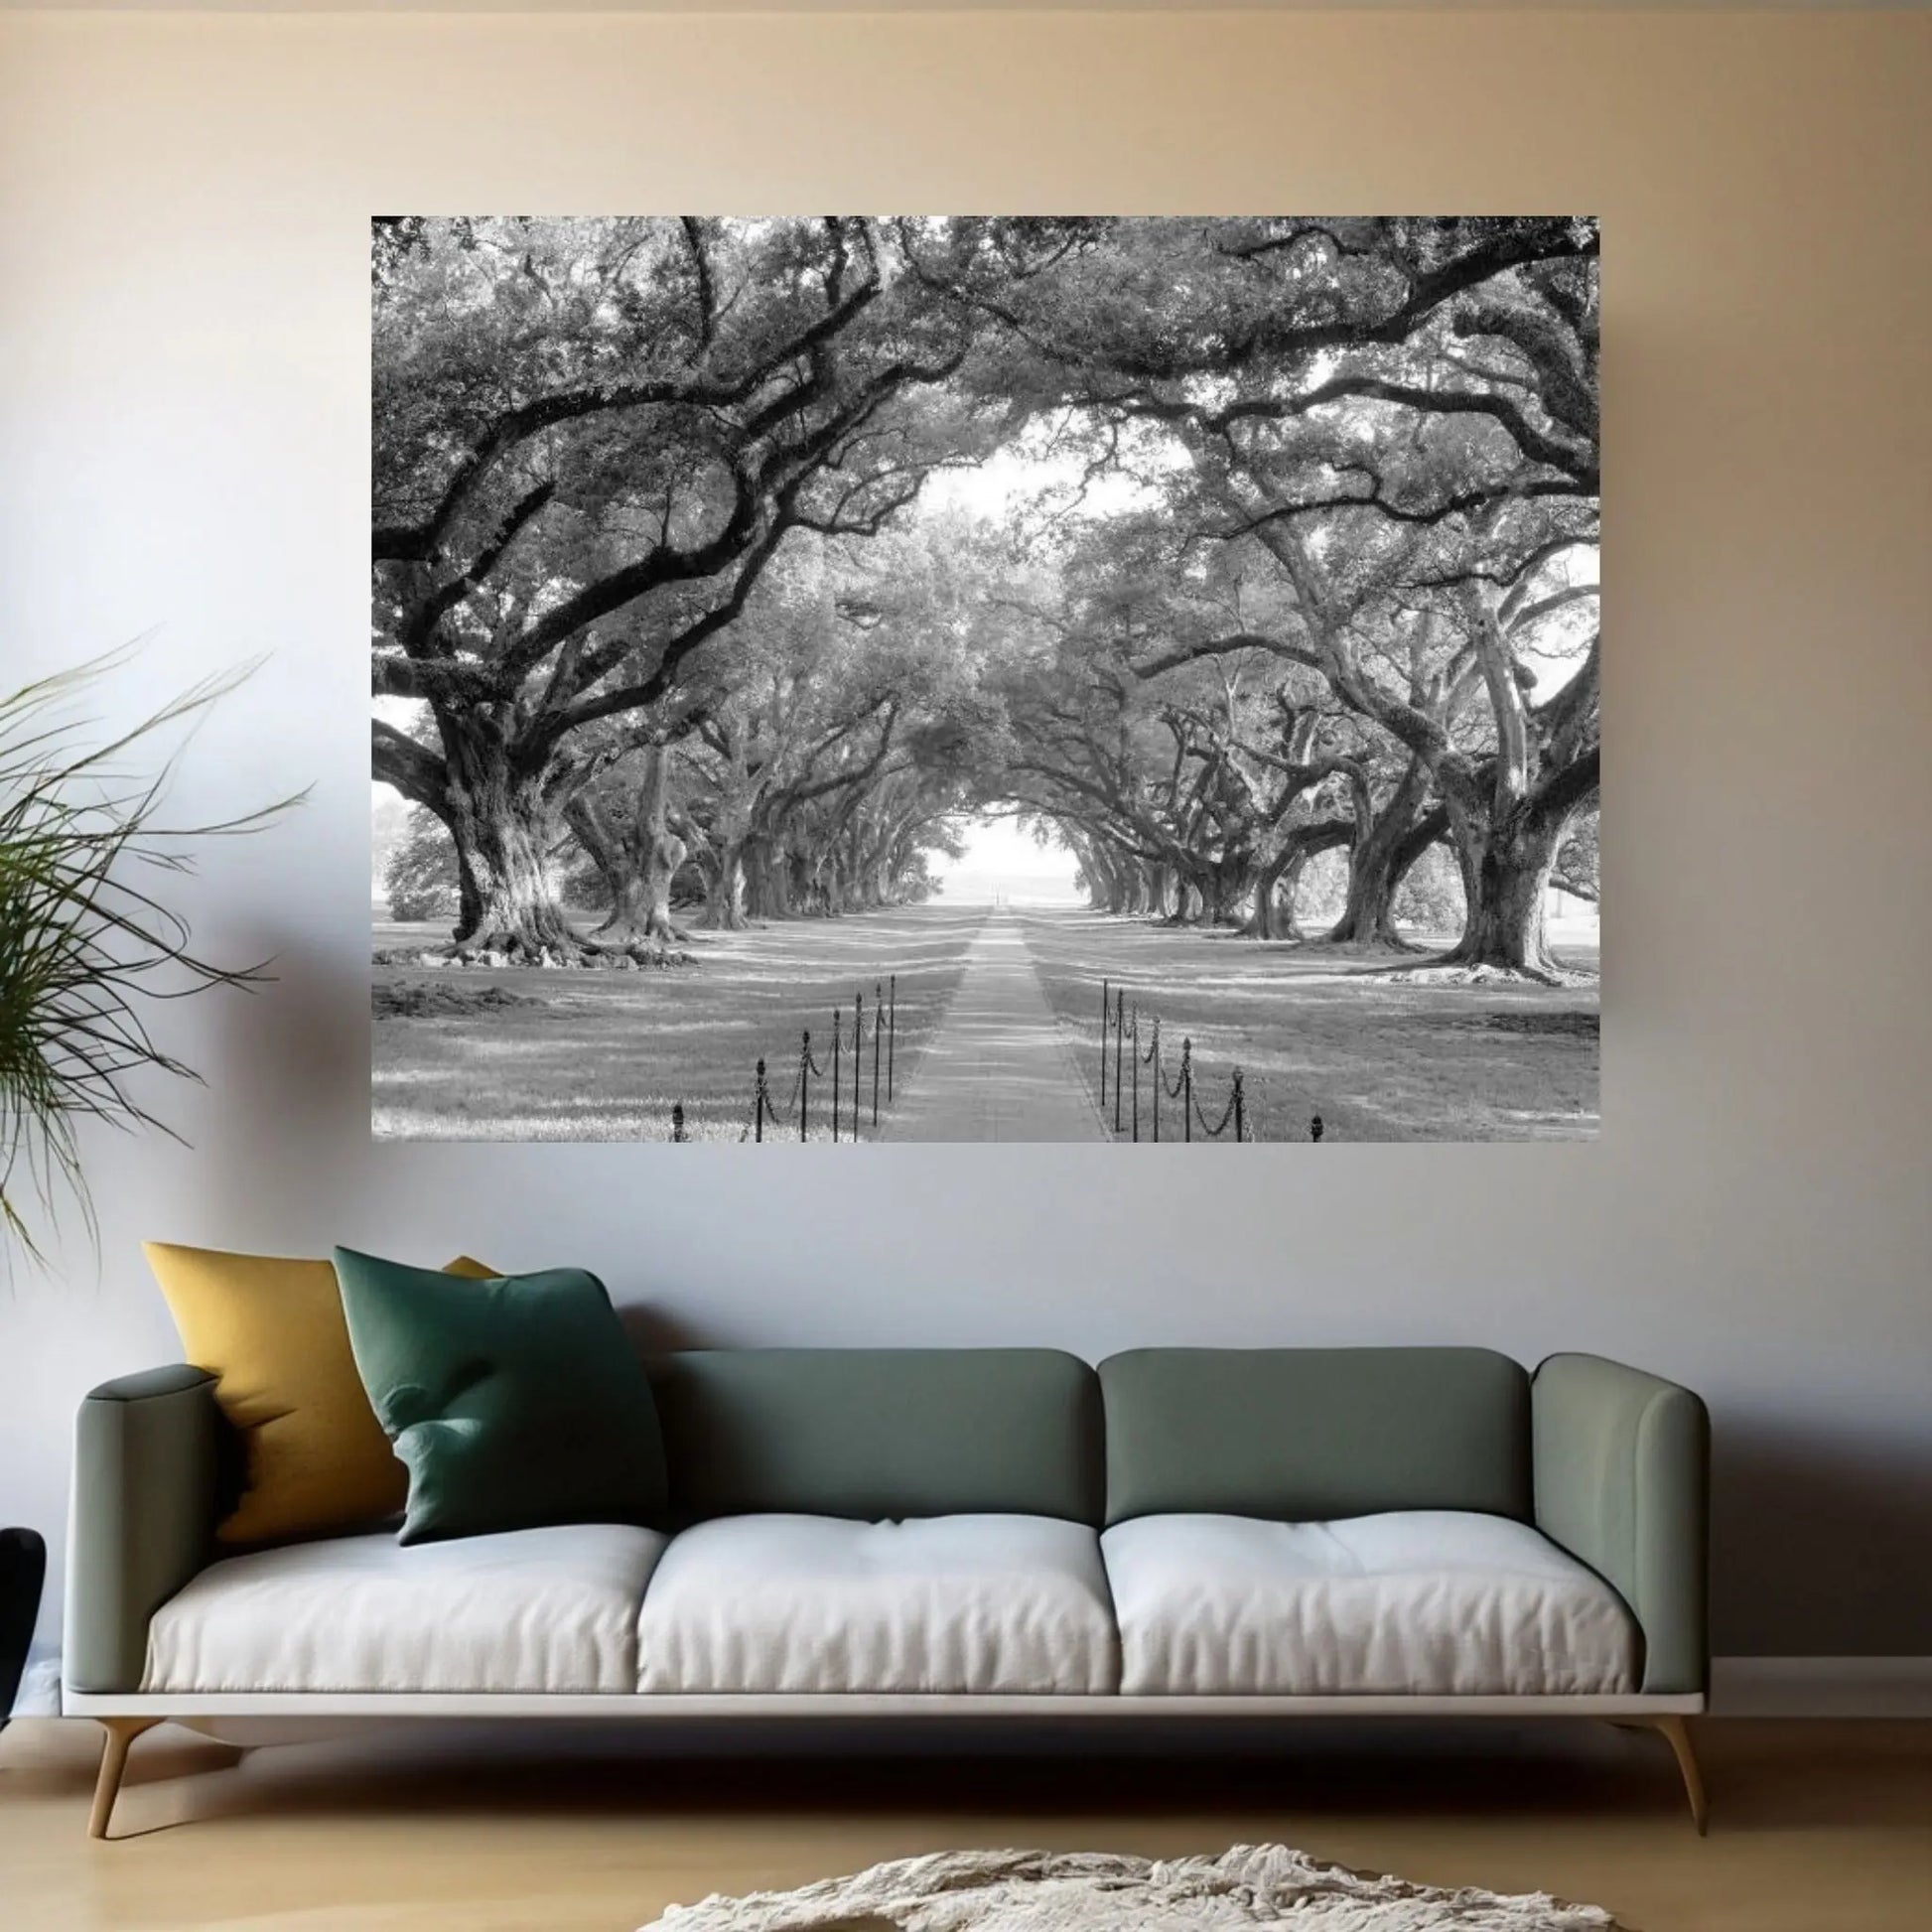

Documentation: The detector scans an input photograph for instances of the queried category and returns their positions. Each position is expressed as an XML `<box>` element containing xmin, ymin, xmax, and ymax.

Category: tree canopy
<box><xmin>372</xmin><ymin>215</ymin><xmax>1599</xmax><ymax>976</ymax></box>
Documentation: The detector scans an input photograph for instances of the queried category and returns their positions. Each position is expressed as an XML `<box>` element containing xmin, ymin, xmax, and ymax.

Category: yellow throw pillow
<box><xmin>143</xmin><ymin>1243</ymin><xmax>498</xmax><ymax>1546</ymax></box>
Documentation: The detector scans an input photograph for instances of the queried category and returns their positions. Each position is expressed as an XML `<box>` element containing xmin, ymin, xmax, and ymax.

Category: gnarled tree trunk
<box><xmin>440</xmin><ymin>722</ymin><xmax>583</xmax><ymax>961</ymax></box>
<box><xmin>1432</xmin><ymin>601</ymin><xmax>1599</xmax><ymax>978</ymax></box>
<box><xmin>1324</xmin><ymin>760</ymin><xmax>1433</xmax><ymax>950</ymax></box>
<box><xmin>707</xmin><ymin>841</ymin><xmax>748</xmax><ymax>929</ymax></box>
<box><xmin>452</xmin><ymin>842</ymin><xmax>484</xmax><ymax>947</ymax></box>
<box><xmin>1244</xmin><ymin>849</ymin><xmax>1307</xmax><ymax>940</ymax></box>
<box><xmin>1076</xmin><ymin>834</ymin><xmax>1127</xmax><ymax>914</ymax></box>
<box><xmin>1440</xmin><ymin>795</ymin><xmax>1576</xmax><ymax>979</ymax></box>
<box><xmin>1203</xmin><ymin>861</ymin><xmax>1246</xmax><ymax>927</ymax></box>
<box><xmin>564</xmin><ymin>744</ymin><xmax>688</xmax><ymax>956</ymax></box>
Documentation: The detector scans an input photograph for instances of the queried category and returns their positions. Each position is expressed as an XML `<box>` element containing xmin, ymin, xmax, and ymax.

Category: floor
<box><xmin>2</xmin><ymin>1718</ymin><xmax>1928</xmax><ymax>1931</ymax></box>
<box><xmin>879</xmin><ymin>911</ymin><xmax>1107</xmax><ymax>1141</ymax></box>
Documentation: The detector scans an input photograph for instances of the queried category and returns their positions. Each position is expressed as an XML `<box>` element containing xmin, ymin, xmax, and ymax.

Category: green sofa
<box><xmin>64</xmin><ymin>1346</ymin><xmax>1710</xmax><ymax>1835</ymax></box>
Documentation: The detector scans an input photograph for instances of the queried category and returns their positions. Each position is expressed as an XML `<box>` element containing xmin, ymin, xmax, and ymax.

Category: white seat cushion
<box><xmin>1103</xmin><ymin>1511</ymin><xmax>1639</xmax><ymax>1697</ymax></box>
<box><xmin>144</xmin><ymin>1523</ymin><xmax>665</xmax><ymax>1694</ymax></box>
<box><xmin>637</xmin><ymin>1514</ymin><xmax>1120</xmax><ymax>1694</ymax></box>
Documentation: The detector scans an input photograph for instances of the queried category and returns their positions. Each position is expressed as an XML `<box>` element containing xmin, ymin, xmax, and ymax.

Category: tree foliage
<box><xmin>382</xmin><ymin>806</ymin><xmax>460</xmax><ymax>923</ymax></box>
<box><xmin>372</xmin><ymin>216</ymin><xmax>1599</xmax><ymax>976</ymax></box>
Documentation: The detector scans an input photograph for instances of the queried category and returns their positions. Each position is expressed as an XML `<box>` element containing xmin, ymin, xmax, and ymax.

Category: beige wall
<box><xmin>1</xmin><ymin>9</ymin><xmax>1928</xmax><ymax>1658</ymax></box>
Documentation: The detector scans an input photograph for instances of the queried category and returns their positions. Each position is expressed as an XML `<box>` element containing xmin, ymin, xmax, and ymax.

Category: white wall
<box><xmin>1</xmin><ymin>8</ymin><xmax>1928</xmax><ymax>1658</ymax></box>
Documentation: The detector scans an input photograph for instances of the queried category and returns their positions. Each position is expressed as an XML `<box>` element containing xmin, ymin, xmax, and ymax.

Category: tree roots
<box><xmin>388</xmin><ymin>933</ymin><xmax>694</xmax><ymax>971</ymax></box>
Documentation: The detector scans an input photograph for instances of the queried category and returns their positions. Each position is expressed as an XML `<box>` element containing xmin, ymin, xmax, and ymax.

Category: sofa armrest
<box><xmin>65</xmin><ymin>1365</ymin><xmax>223</xmax><ymax>1695</ymax></box>
<box><xmin>1532</xmin><ymin>1353</ymin><xmax>1710</xmax><ymax>1695</ymax></box>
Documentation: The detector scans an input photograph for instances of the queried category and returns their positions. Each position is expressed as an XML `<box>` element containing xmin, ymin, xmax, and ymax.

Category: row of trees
<box><xmin>374</xmin><ymin>215</ymin><xmax>1599</xmax><ymax>976</ymax></box>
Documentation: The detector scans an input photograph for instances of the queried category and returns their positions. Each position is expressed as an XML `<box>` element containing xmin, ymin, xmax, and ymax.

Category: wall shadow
<box><xmin>1713</xmin><ymin>1413</ymin><xmax>1932</xmax><ymax>1654</ymax></box>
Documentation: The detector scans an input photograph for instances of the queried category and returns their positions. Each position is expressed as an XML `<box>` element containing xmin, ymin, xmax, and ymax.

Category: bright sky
<box><xmin>924</xmin><ymin>439</ymin><xmax>1159</xmax><ymax>522</ymax></box>
<box><xmin>930</xmin><ymin>811</ymin><xmax>1083</xmax><ymax>906</ymax></box>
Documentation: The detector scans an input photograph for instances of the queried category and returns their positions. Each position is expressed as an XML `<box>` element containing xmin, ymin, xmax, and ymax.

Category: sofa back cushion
<box><xmin>647</xmin><ymin>1348</ymin><xmax>1104</xmax><ymax>1526</ymax></box>
<box><xmin>1100</xmin><ymin>1347</ymin><xmax>1532</xmax><ymax>1525</ymax></box>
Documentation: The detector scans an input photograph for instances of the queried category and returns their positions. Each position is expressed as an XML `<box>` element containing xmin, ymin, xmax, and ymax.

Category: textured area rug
<box><xmin>643</xmin><ymin>1845</ymin><xmax>1621</xmax><ymax>1931</ymax></box>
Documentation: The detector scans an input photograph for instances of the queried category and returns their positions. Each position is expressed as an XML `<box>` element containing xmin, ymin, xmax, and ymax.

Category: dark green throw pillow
<box><xmin>331</xmin><ymin>1248</ymin><xmax>666</xmax><ymax>1545</ymax></box>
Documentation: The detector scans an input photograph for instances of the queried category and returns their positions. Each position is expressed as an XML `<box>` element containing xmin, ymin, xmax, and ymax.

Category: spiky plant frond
<box><xmin>0</xmin><ymin>645</ymin><xmax>300</xmax><ymax>1263</ymax></box>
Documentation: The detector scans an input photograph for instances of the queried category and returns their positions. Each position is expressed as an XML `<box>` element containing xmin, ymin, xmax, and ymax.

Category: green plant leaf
<box><xmin>0</xmin><ymin>644</ymin><xmax>303</xmax><ymax>1265</ymax></box>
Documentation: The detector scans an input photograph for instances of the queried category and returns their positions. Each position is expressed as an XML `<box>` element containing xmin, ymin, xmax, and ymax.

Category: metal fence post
<box><xmin>800</xmin><ymin>1031</ymin><xmax>811</xmax><ymax>1143</ymax></box>
<box><xmin>854</xmin><ymin>990</ymin><xmax>864</xmax><ymax>1140</ymax></box>
<box><xmin>888</xmin><ymin>974</ymin><xmax>897</xmax><ymax>1099</ymax></box>
<box><xmin>873</xmin><ymin>982</ymin><xmax>883</xmax><ymax>1125</ymax></box>
<box><xmin>1131</xmin><ymin>1006</ymin><xmax>1141</xmax><ymax>1143</ymax></box>
<box><xmin>1100</xmin><ymin>980</ymin><xmax>1110</xmax><ymax>1109</ymax></box>
<box><xmin>1181</xmin><ymin>1037</ymin><xmax>1193</xmax><ymax>1143</ymax></box>
<box><xmin>1113</xmin><ymin>987</ymin><xmax>1125</xmax><ymax>1134</ymax></box>
<box><xmin>1151</xmin><ymin>1017</ymin><xmax>1162</xmax><ymax>1143</ymax></box>
<box><xmin>1311</xmin><ymin>1112</ymin><xmax>1323</xmax><ymax>1143</ymax></box>
<box><xmin>671</xmin><ymin>1101</ymin><xmax>686</xmax><ymax>1144</ymax></box>
<box><xmin>1232</xmin><ymin>1070</ymin><xmax>1245</xmax><ymax>1145</ymax></box>
<box><xmin>831</xmin><ymin>1011</ymin><xmax>842</xmax><ymax>1144</ymax></box>
<box><xmin>755</xmin><ymin>1057</ymin><xmax>766</xmax><ymax>1144</ymax></box>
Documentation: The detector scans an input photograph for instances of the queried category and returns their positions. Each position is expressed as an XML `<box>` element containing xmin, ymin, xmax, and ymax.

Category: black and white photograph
<box><xmin>372</xmin><ymin>215</ymin><xmax>1600</xmax><ymax>1142</ymax></box>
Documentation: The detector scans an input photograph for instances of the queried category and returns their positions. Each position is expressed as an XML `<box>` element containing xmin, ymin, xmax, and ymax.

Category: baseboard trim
<box><xmin>1712</xmin><ymin>1656</ymin><xmax>1932</xmax><ymax>1718</ymax></box>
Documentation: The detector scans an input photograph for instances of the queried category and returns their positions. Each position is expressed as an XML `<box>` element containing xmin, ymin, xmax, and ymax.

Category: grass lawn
<box><xmin>372</xmin><ymin>905</ymin><xmax>984</xmax><ymax>1141</ymax></box>
<box><xmin>1020</xmin><ymin>909</ymin><xmax>1599</xmax><ymax>1143</ymax></box>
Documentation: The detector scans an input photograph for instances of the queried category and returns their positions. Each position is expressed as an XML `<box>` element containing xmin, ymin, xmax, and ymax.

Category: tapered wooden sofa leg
<box><xmin>88</xmin><ymin>1718</ymin><xmax>158</xmax><ymax>1841</ymax></box>
<box><xmin>1653</xmin><ymin>1716</ymin><xmax>1709</xmax><ymax>1835</ymax></box>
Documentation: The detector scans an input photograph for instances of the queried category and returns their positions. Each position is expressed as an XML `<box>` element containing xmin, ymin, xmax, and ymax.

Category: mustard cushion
<box><xmin>143</xmin><ymin>1243</ymin><xmax>497</xmax><ymax>1546</ymax></box>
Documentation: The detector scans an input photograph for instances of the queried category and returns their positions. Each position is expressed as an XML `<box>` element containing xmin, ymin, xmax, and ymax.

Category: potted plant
<box><xmin>0</xmin><ymin>647</ymin><xmax>294</xmax><ymax>1727</ymax></box>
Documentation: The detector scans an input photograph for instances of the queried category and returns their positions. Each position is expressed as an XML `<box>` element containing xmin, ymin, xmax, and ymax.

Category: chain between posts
<box><xmin>742</xmin><ymin>1048</ymin><xmax>804</xmax><ymax>1143</ymax></box>
<box><xmin>1099</xmin><ymin>987</ymin><xmax>1259</xmax><ymax>1143</ymax></box>
<box><xmin>1161</xmin><ymin>1034</ymin><xmax>1188</xmax><ymax>1102</ymax></box>
<box><xmin>702</xmin><ymin>966</ymin><xmax>1302</xmax><ymax>1146</ymax></box>
<box><xmin>1191</xmin><ymin>1074</ymin><xmax>1243</xmax><ymax>1142</ymax></box>
<box><xmin>709</xmin><ymin>977</ymin><xmax>899</xmax><ymax>1144</ymax></box>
